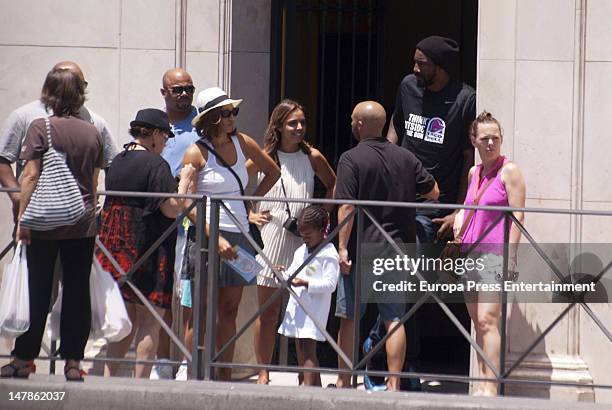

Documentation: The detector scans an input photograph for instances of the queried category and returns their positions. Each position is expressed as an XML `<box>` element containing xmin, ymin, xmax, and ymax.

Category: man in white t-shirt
<box><xmin>0</xmin><ymin>61</ymin><xmax>118</xmax><ymax>221</ymax></box>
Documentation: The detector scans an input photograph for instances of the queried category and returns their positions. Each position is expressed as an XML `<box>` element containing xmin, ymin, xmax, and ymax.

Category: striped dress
<box><xmin>256</xmin><ymin>150</ymin><xmax>314</xmax><ymax>287</ymax></box>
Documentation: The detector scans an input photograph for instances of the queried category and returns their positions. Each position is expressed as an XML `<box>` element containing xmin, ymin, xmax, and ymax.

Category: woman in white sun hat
<box><xmin>180</xmin><ymin>87</ymin><xmax>280</xmax><ymax>380</ymax></box>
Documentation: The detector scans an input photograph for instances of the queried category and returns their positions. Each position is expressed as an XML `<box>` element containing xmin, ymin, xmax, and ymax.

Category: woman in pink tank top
<box><xmin>459</xmin><ymin>111</ymin><xmax>526</xmax><ymax>396</ymax></box>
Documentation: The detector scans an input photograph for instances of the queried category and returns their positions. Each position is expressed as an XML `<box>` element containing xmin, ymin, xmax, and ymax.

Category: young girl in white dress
<box><xmin>277</xmin><ymin>206</ymin><xmax>339</xmax><ymax>386</ymax></box>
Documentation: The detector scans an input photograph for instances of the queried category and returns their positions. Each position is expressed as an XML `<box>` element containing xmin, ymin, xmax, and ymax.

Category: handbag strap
<box><xmin>195</xmin><ymin>138</ymin><xmax>251</xmax><ymax>213</ymax></box>
<box><xmin>456</xmin><ymin>158</ymin><xmax>505</xmax><ymax>240</ymax></box>
<box><xmin>44</xmin><ymin>117</ymin><xmax>53</xmax><ymax>149</ymax></box>
<box><xmin>277</xmin><ymin>159</ymin><xmax>292</xmax><ymax>218</ymax></box>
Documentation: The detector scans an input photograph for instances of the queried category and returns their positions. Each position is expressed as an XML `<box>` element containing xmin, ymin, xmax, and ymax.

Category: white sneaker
<box><xmin>175</xmin><ymin>361</ymin><xmax>188</xmax><ymax>381</ymax></box>
<box><xmin>150</xmin><ymin>358</ymin><xmax>174</xmax><ymax>380</ymax></box>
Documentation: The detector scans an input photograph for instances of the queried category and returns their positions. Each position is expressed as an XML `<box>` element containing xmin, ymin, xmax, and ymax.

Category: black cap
<box><xmin>129</xmin><ymin>108</ymin><xmax>174</xmax><ymax>138</ymax></box>
<box><xmin>416</xmin><ymin>36</ymin><xmax>459</xmax><ymax>75</ymax></box>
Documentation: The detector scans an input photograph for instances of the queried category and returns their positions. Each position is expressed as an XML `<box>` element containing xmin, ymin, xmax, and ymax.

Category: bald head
<box><xmin>351</xmin><ymin>101</ymin><xmax>386</xmax><ymax>140</ymax></box>
<box><xmin>52</xmin><ymin>61</ymin><xmax>85</xmax><ymax>82</ymax></box>
<box><xmin>161</xmin><ymin>68</ymin><xmax>194</xmax><ymax>120</ymax></box>
<box><xmin>162</xmin><ymin>68</ymin><xmax>192</xmax><ymax>88</ymax></box>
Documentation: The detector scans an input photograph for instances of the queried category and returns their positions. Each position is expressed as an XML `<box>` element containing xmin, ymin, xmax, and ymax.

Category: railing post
<box><xmin>352</xmin><ymin>206</ymin><xmax>363</xmax><ymax>387</ymax></box>
<box><xmin>204</xmin><ymin>199</ymin><xmax>220</xmax><ymax>380</ymax></box>
<box><xmin>499</xmin><ymin>211</ymin><xmax>511</xmax><ymax>396</ymax></box>
<box><xmin>191</xmin><ymin>196</ymin><xmax>207</xmax><ymax>380</ymax></box>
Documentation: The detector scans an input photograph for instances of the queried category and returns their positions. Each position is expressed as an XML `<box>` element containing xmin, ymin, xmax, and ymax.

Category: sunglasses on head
<box><xmin>169</xmin><ymin>85</ymin><xmax>195</xmax><ymax>95</ymax></box>
<box><xmin>219</xmin><ymin>107</ymin><xmax>239</xmax><ymax>118</ymax></box>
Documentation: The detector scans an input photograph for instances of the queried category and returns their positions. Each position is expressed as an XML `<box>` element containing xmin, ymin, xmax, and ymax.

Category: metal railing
<box><xmin>199</xmin><ymin>194</ymin><xmax>612</xmax><ymax>394</ymax></box>
<box><xmin>1</xmin><ymin>186</ymin><xmax>611</xmax><ymax>394</ymax></box>
<box><xmin>0</xmin><ymin>187</ymin><xmax>203</xmax><ymax>376</ymax></box>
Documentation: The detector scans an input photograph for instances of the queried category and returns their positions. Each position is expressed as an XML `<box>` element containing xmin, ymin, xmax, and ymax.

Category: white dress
<box><xmin>277</xmin><ymin>243</ymin><xmax>339</xmax><ymax>341</ymax></box>
<box><xmin>256</xmin><ymin>150</ymin><xmax>314</xmax><ymax>287</ymax></box>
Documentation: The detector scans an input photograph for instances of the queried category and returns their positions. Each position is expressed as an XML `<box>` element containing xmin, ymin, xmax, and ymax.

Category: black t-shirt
<box><xmin>100</xmin><ymin>148</ymin><xmax>178</xmax><ymax>308</ymax></box>
<box><xmin>104</xmin><ymin>149</ymin><xmax>177</xmax><ymax>217</ymax></box>
<box><xmin>335</xmin><ymin>137</ymin><xmax>435</xmax><ymax>248</ymax></box>
<box><xmin>393</xmin><ymin>75</ymin><xmax>475</xmax><ymax>216</ymax></box>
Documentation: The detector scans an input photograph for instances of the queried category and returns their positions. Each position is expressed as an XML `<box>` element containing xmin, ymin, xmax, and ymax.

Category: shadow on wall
<box><xmin>502</xmin><ymin>244</ymin><xmax>611</xmax><ymax>398</ymax></box>
<box><xmin>504</xmin><ymin>301</ymin><xmax>551</xmax><ymax>399</ymax></box>
<box><xmin>502</xmin><ymin>243</ymin><xmax>586</xmax><ymax>399</ymax></box>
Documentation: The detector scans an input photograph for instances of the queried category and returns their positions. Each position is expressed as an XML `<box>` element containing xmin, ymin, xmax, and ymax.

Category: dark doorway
<box><xmin>271</xmin><ymin>0</ymin><xmax>383</xmax><ymax>169</ymax></box>
<box><xmin>270</xmin><ymin>0</ymin><xmax>478</xmax><ymax>385</ymax></box>
<box><xmin>270</xmin><ymin>0</ymin><xmax>477</xmax><ymax>167</ymax></box>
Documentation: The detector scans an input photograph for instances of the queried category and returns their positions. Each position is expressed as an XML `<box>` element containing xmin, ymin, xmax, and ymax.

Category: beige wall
<box><xmin>579</xmin><ymin>0</ymin><xmax>612</xmax><ymax>403</ymax></box>
<box><xmin>478</xmin><ymin>0</ymin><xmax>611</xmax><ymax>402</ymax></box>
<box><xmin>0</xmin><ymin>0</ymin><xmax>241</xmax><ymax>167</ymax></box>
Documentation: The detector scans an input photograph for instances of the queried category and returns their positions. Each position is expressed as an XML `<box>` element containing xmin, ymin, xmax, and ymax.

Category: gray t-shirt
<box><xmin>0</xmin><ymin>100</ymin><xmax>118</xmax><ymax>176</ymax></box>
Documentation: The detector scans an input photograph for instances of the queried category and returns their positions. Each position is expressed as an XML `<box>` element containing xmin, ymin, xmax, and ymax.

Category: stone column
<box><xmin>476</xmin><ymin>0</ymin><xmax>605</xmax><ymax>401</ymax></box>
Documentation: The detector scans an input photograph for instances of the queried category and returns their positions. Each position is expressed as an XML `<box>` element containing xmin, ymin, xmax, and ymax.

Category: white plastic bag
<box><xmin>0</xmin><ymin>243</ymin><xmax>30</xmax><ymax>338</ymax></box>
<box><xmin>48</xmin><ymin>258</ymin><xmax>132</xmax><ymax>343</ymax></box>
<box><xmin>90</xmin><ymin>258</ymin><xmax>132</xmax><ymax>342</ymax></box>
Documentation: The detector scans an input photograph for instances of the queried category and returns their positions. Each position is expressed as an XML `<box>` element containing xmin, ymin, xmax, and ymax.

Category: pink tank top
<box><xmin>461</xmin><ymin>156</ymin><xmax>509</xmax><ymax>252</ymax></box>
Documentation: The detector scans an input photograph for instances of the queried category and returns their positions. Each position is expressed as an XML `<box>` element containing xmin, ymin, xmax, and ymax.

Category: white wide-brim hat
<box><xmin>192</xmin><ymin>86</ymin><xmax>242</xmax><ymax>126</ymax></box>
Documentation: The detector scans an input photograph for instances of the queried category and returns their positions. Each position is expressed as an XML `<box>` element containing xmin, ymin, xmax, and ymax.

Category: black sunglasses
<box><xmin>169</xmin><ymin>85</ymin><xmax>195</xmax><ymax>95</ymax></box>
<box><xmin>219</xmin><ymin>107</ymin><xmax>239</xmax><ymax>118</ymax></box>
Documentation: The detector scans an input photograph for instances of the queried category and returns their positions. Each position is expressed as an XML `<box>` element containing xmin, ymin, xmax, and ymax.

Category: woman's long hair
<box><xmin>40</xmin><ymin>68</ymin><xmax>86</xmax><ymax>117</ymax></box>
<box><xmin>263</xmin><ymin>99</ymin><xmax>311</xmax><ymax>164</ymax></box>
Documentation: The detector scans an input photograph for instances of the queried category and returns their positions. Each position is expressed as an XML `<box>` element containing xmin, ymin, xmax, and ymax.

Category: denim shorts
<box><xmin>181</xmin><ymin>226</ymin><xmax>256</xmax><ymax>287</ymax></box>
<box><xmin>462</xmin><ymin>253</ymin><xmax>504</xmax><ymax>285</ymax></box>
<box><xmin>335</xmin><ymin>265</ymin><xmax>405</xmax><ymax>322</ymax></box>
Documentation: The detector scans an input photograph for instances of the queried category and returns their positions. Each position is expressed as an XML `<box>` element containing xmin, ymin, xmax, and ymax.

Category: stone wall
<box><xmin>477</xmin><ymin>0</ymin><xmax>611</xmax><ymax>402</ymax></box>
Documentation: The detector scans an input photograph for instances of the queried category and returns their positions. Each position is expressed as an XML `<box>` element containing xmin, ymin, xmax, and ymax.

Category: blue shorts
<box><xmin>181</xmin><ymin>227</ymin><xmax>256</xmax><ymax>287</ymax></box>
<box><xmin>335</xmin><ymin>265</ymin><xmax>405</xmax><ymax>322</ymax></box>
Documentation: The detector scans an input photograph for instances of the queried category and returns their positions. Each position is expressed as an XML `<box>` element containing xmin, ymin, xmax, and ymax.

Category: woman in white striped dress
<box><xmin>253</xmin><ymin>99</ymin><xmax>336</xmax><ymax>384</ymax></box>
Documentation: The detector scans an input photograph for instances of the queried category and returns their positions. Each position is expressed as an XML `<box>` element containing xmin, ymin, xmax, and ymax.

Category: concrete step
<box><xmin>0</xmin><ymin>375</ymin><xmax>608</xmax><ymax>410</ymax></box>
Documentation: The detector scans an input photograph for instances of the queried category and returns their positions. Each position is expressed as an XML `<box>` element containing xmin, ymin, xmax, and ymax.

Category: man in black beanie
<box><xmin>388</xmin><ymin>35</ymin><xmax>475</xmax><ymax>243</ymax></box>
<box><xmin>380</xmin><ymin>35</ymin><xmax>475</xmax><ymax>389</ymax></box>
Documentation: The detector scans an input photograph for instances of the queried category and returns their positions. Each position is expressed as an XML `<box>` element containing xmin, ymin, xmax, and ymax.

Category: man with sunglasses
<box><xmin>150</xmin><ymin>67</ymin><xmax>200</xmax><ymax>381</ymax></box>
<box><xmin>160</xmin><ymin>68</ymin><xmax>199</xmax><ymax>177</ymax></box>
<box><xmin>0</xmin><ymin>61</ymin><xmax>118</xmax><ymax>222</ymax></box>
